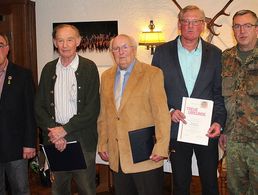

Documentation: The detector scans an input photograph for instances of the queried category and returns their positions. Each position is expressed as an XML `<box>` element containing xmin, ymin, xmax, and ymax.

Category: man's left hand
<box><xmin>54</xmin><ymin>138</ymin><xmax>67</xmax><ymax>152</ymax></box>
<box><xmin>150</xmin><ymin>154</ymin><xmax>166</xmax><ymax>162</ymax></box>
<box><xmin>207</xmin><ymin>122</ymin><xmax>221</xmax><ymax>138</ymax></box>
<box><xmin>23</xmin><ymin>147</ymin><xmax>36</xmax><ymax>159</ymax></box>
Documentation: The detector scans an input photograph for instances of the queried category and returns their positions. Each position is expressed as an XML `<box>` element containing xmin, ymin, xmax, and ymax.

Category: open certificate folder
<box><xmin>177</xmin><ymin>97</ymin><xmax>214</xmax><ymax>146</ymax></box>
<box><xmin>40</xmin><ymin>141</ymin><xmax>87</xmax><ymax>172</ymax></box>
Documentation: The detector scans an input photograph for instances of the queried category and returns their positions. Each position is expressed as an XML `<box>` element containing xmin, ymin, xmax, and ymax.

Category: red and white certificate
<box><xmin>177</xmin><ymin>97</ymin><xmax>214</xmax><ymax>146</ymax></box>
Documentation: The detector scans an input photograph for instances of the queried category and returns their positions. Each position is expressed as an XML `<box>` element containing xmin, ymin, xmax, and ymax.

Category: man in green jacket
<box><xmin>219</xmin><ymin>10</ymin><xmax>258</xmax><ymax>194</ymax></box>
<box><xmin>35</xmin><ymin>24</ymin><xmax>100</xmax><ymax>195</ymax></box>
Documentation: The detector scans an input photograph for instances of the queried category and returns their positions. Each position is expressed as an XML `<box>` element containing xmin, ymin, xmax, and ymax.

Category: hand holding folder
<box><xmin>128</xmin><ymin>126</ymin><xmax>155</xmax><ymax>163</ymax></box>
<box><xmin>40</xmin><ymin>141</ymin><xmax>87</xmax><ymax>172</ymax></box>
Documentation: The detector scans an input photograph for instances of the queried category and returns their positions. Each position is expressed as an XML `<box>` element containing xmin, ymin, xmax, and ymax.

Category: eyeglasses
<box><xmin>180</xmin><ymin>19</ymin><xmax>204</xmax><ymax>26</ymax></box>
<box><xmin>232</xmin><ymin>23</ymin><xmax>257</xmax><ymax>31</ymax></box>
<box><xmin>0</xmin><ymin>44</ymin><xmax>8</xmax><ymax>49</ymax></box>
<box><xmin>111</xmin><ymin>44</ymin><xmax>134</xmax><ymax>53</ymax></box>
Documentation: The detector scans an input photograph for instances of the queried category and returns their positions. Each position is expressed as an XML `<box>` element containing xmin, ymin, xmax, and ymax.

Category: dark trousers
<box><xmin>0</xmin><ymin>159</ymin><xmax>30</xmax><ymax>195</ymax></box>
<box><xmin>52</xmin><ymin>151</ymin><xmax>96</xmax><ymax>195</ymax></box>
<box><xmin>113</xmin><ymin>166</ymin><xmax>164</xmax><ymax>195</ymax></box>
<box><xmin>170</xmin><ymin>139</ymin><xmax>219</xmax><ymax>195</ymax></box>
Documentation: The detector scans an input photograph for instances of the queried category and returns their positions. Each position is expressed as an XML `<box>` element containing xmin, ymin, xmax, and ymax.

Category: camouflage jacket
<box><xmin>221</xmin><ymin>40</ymin><xmax>258</xmax><ymax>142</ymax></box>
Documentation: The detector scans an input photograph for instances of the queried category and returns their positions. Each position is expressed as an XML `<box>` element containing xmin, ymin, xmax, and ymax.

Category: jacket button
<box><xmin>50</xmin><ymin>103</ymin><xmax>54</xmax><ymax>106</ymax></box>
<box><xmin>50</xmin><ymin>90</ymin><xmax>54</xmax><ymax>94</ymax></box>
<box><xmin>78</xmin><ymin>100</ymin><xmax>81</xmax><ymax>103</ymax></box>
<box><xmin>51</xmin><ymin>116</ymin><xmax>54</xmax><ymax>120</ymax></box>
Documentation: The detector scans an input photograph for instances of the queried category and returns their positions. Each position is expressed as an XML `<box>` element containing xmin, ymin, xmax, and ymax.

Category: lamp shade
<box><xmin>139</xmin><ymin>20</ymin><xmax>166</xmax><ymax>54</ymax></box>
<box><xmin>139</xmin><ymin>31</ymin><xmax>165</xmax><ymax>46</ymax></box>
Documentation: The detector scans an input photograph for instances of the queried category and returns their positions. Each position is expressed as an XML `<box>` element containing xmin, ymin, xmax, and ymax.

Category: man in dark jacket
<box><xmin>152</xmin><ymin>5</ymin><xmax>227</xmax><ymax>195</ymax></box>
<box><xmin>0</xmin><ymin>33</ymin><xmax>36</xmax><ymax>195</ymax></box>
<box><xmin>35</xmin><ymin>24</ymin><xmax>100</xmax><ymax>195</ymax></box>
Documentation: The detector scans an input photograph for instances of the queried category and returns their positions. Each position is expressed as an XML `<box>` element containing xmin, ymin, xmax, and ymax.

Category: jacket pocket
<box><xmin>246</xmin><ymin>64</ymin><xmax>258</xmax><ymax>96</ymax></box>
<box><xmin>222</xmin><ymin>76</ymin><xmax>235</xmax><ymax>97</ymax></box>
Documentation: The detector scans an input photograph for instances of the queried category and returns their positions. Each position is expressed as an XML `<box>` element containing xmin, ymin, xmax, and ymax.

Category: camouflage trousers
<box><xmin>226</xmin><ymin>140</ymin><xmax>258</xmax><ymax>195</ymax></box>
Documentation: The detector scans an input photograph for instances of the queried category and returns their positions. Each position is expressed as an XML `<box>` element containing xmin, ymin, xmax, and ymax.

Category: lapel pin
<box><xmin>8</xmin><ymin>76</ymin><xmax>12</xmax><ymax>85</ymax></box>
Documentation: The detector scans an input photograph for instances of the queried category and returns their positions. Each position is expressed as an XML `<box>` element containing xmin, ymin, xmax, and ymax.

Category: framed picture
<box><xmin>53</xmin><ymin>21</ymin><xmax>118</xmax><ymax>52</ymax></box>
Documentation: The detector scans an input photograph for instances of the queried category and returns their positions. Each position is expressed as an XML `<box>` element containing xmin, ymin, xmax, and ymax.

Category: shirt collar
<box><xmin>57</xmin><ymin>54</ymin><xmax>79</xmax><ymax>71</ymax></box>
<box><xmin>177</xmin><ymin>36</ymin><xmax>202</xmax><ymax>53</ymax></box>
<box><xmin>0</xmin><ymin>59</ymin><xmax>8</xmax><ymax>72</ymax></box>
<box><xmin>116</xmin><ymin>59</ymin><xmax>136</xmax><ymax>75</ymax></box>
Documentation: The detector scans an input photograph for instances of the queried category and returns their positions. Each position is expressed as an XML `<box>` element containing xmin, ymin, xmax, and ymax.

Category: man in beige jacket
<box><xmin>98</xmin><ymin>34</ymin><xmax>171</xmax><ymax>195</ymax></box>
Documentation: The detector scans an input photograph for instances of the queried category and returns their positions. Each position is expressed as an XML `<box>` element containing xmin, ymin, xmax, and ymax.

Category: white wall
<box><xmin>35</xmin><ymin>0</ymin><xmax>258</xmax><ymax>79</ymax></box>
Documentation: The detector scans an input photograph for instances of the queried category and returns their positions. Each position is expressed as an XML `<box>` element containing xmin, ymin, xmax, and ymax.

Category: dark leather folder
<box><xmin>128</xmin><ymin>126</ymin><xmax>155</xmax><ymax>163</ymax></box>
<box><xmin>40</xmin><ymin>141</ymin><xmax>87</xmax><ymax>172</ymax></box>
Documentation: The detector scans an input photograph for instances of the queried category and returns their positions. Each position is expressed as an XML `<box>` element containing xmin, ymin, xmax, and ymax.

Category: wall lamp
<box><xmin>139</xmin><ymin>20</ymin><xmax>165</xmax><ymax>55</ymax></box>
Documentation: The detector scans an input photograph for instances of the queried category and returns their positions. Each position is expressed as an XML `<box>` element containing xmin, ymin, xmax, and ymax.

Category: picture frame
<box><xmin>53</xmin><ymin>21</ymin><xmax>118</xmax><ymax>52</ymax></box>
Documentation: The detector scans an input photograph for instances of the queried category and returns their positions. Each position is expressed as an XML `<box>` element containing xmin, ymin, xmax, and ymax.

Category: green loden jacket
<box><xmin>35</xmin><ymin>55</ymin><xmax>100</xmax><ymax>152</ymax></box>
<box><xmin>221</xmin><ymin>40</ymin><xmax>258</xmax><ymax>142</ymax></box>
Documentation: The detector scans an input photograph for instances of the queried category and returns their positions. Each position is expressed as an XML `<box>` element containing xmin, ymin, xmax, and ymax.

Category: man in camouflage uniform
<box><xmin>219</xmin><ymin>10</ymin><xmax>258</xmax><ymax>195</ymax></box>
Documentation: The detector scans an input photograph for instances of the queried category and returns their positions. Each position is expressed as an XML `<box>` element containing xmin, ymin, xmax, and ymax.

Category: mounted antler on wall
<box><xmin>171</xmin><ymin>0</ymin><xmax>234</xmax><ymax>42</ymax></box>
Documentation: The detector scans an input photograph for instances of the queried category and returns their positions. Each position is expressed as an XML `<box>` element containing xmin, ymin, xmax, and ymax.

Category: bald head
<box><xmin>110</xmin><ymin>34</ymin><xmax>137</xmax><ymax>70</ymax></box>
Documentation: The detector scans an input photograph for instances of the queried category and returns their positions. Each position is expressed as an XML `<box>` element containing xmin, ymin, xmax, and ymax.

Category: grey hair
<box><xmin>109</xmin><ymin>34</ymin><xmax>137</xmax><ymax>50</ymax></box>
<box><xmin>178</xmin><ymin>5</ymin><xmax>205</xmax><ymax>21</ymax></box>
<box><xmin>233</xmin><ymin>10</ymin><xmax>258</xmax><ymax>25</ymax></box>
<box><xmin>52</xmin><ymin>24</ymin><xmax>81</xmax><ymax>39</ymax></box>
<box><xmin>0</xmin><ymin>33</ymin><xmax>9</xmax><ymax>45</ymax></box>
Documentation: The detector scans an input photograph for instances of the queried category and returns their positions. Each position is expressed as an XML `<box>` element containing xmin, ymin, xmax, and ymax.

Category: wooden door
<box><xmin>0</xmin><ymin>0</ymin><xmax>38</xmax><ymax>85</ymax></box>
<box><xmin>0</xmin><ymin>8</ymin><xmax>13</xmax><ymax>61</ymax></box>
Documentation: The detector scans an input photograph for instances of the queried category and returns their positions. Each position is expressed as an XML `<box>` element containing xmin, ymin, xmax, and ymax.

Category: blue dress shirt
<box><xmin>177</xmin><ymin>37</ymin><xmax>202</xmax><ymax>96</ymax></box>
<box><xmin>114</xmin><ymin>59</ymin><xmax>135</xmax><ymax>96</ymax></box>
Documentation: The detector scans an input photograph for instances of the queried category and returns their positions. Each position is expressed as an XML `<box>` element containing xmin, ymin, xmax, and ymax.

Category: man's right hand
<box><xmin>219</xmin><ymin>134</ymin><xmax>227</xmax><ymax>151</ymax></box>
<box><xmin>54</xmin><ymin>138</ymin><xmax>67</xmax><ymax>152</ymax></box>
<box><xmin>98</xmin><ymin>151</ymin><xmax>109</xmax><ymax>161</ymax></box>
<box><xmin>171</xmin><ymin>109</ymin><xmax>186</xmax><ymax>124</ymax></box>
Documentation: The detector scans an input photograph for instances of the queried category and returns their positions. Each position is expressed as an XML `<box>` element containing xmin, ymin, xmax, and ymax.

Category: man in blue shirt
<box><xmin>152</xmin><ymin>5</ymin><xmax>226</xmax><ymax>195</ymax></box>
